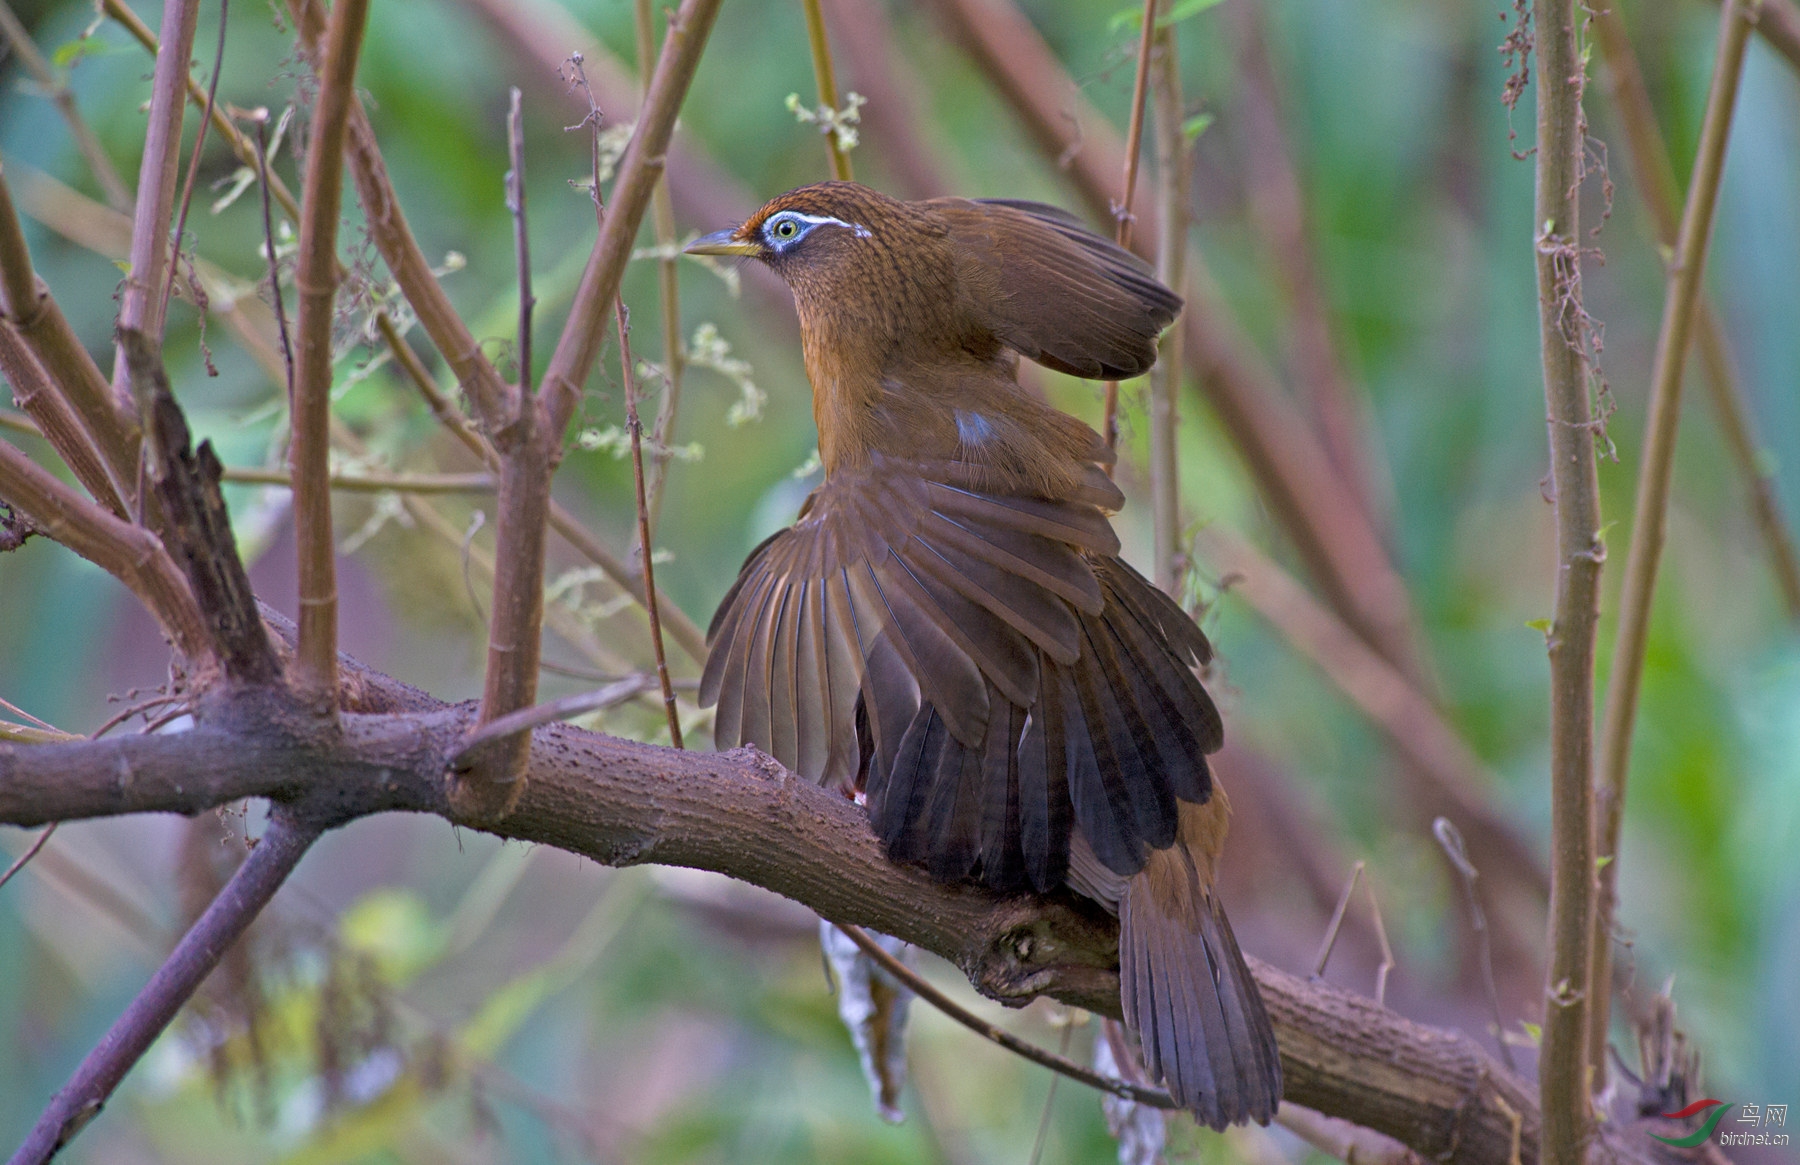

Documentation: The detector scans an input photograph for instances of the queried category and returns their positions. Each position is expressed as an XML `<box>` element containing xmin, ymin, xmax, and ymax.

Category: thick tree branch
<box><xmin>0</xmin><ymin>674</ymin><xmax>1665</xmax><ymax>1165</ymax></box>
<box><xmin>119</xmin><ymin>330</ymin><xmax>279</xmax><ymax>684</ymax></box>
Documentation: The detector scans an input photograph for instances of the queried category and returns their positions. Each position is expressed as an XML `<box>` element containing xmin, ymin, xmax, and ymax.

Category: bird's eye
<box><xmin>773</xmin><ymin>218</ymin><xmax>799</xmax><ymax>239</ymax></box>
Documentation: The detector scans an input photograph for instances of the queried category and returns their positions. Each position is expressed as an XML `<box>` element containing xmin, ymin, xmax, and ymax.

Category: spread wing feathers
<box><xmin>931</xmin><ymin>198</ymin><xmax>1183</xmax><ymax>381</ymax></box>
<box><xmin>703</xmin><ymin>460</ymin><xmax>1111</xmax><ymax>789</ymax></box>
<box><xmin>703</xmin><ymin>460</ymin><xmax>1223</xmax><ymax>894</ymax></box>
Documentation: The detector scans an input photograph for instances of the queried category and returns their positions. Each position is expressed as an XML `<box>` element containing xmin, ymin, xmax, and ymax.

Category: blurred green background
<box><xmin>2</xmin><ymin>0</ymin><xmax>1798</xmax><ymax>1160</ymax></box>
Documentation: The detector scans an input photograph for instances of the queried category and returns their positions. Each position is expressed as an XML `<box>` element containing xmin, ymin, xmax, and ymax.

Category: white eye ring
<box><xmin>763</xmin><ymin>211</ymin><xmax>873</xmax><ymax>247</ymax></box>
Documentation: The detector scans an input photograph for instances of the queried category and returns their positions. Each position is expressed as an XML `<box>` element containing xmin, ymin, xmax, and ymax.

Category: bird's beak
<box><xmin>684</xmin><ymin>228</ymin><xmax>763</xmax><ymax>258</ymax></box>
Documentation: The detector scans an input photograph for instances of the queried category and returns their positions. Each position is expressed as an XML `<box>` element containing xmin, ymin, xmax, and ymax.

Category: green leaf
<box><xmin>1596</xmin><ymin>854</ymin><xmax>1614</xmax><ymax>869</ymax></box>
<box><xmin>1183</xmin><ymin>113</ymin><xmax>1215</xmax><ymax>142</ymax></box>
<box><xmin>51</xmin><ymin>37</ymin><xmax>106</xmax><ymax>69</ymax></box>
<box><xmin>1525</xmin><ymin>618</ymin><xmax>1553</xmax><ymax>633</ymax></box>
<box><xmin>1109</xmin><ymin>0</ymin><xmax>1228</xmax><ymax>34</ymax></box>
<box><xmin>1519</xmin><ymin>1021</ymin><xmax>1542</xmax><ymax>1044</ymax></box>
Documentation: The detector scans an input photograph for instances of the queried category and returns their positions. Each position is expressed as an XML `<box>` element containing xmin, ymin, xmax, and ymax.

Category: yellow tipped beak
<box><xmin>684</xmin><ymin>228</ymin><xmax>762</xmax><ymax>257</ymax></box>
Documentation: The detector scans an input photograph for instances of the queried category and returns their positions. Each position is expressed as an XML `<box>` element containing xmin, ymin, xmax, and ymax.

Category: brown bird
<box><xmin>687</xmin><ymin>181</ymin><xmax>1280</xmax><ymax>1129</ymax></box>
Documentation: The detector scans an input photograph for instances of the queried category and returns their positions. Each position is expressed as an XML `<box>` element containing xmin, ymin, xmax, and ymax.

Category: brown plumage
<box><xmin>688</xmin><ymin>181</ymin><xmax>1280</xmax><ymax>1129</ymax></box>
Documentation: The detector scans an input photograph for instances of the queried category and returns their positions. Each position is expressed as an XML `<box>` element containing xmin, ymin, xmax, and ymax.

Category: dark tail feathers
<box><xmin>1119</xmin><ymin>878</ymin><xmax>1282</xmax><ymax>1130</ymax></box>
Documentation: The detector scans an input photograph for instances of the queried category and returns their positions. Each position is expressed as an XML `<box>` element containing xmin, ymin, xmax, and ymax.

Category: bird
<box><xmin>686</xmin><ymin>180</ymin><xmax>1281</xmax><ymax>1129</ymax></box>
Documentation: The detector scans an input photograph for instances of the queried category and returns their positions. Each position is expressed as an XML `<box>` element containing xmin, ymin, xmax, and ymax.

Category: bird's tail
<box><xmin>1118</xmin><ymin>799</ymin><xmax>1282</xmax><ymax>1130</ymax></box>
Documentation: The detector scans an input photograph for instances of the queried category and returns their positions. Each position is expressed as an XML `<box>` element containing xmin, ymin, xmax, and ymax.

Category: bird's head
<box><xmin>684</xmin><ymin>182</ymin><xmax>917</xmax><ymax>284</ymax></box>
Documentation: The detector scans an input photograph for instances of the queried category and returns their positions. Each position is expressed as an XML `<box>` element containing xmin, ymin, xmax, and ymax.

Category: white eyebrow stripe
<box><xmin>778</xmin><ymin>211</ymin><xmax>872</xmax><ymax>238</ymax></box>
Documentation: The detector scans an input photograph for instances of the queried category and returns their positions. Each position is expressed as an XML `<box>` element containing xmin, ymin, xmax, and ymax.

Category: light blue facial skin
<box><xmin>761</xmin><ymin>210</ymin><xmax>872</xmax><ymax>254</ymax></box>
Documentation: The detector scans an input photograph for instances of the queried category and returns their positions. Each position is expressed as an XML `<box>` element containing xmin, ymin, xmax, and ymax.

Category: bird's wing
<box><xmin>927</xmin><ymin>198</ymin><xmax>1183</xmax><ymax>381</ymax></box>
<box><xmin>703</xmin><ymin>455</ymin><xmax>1222</xmax><ymax>895</ymax></box>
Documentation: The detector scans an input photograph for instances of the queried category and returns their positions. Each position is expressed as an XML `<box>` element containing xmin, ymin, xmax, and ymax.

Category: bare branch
<box><xmin>0</xmin><ymin>435</ymin><xmax>209</xmax><ymax>663</ymax></box>
<box><xmin>0</xmin><ymin>164</ymin><xmax>137</xmax><ymax>499</ymax></box>
<box><xmin>1147</xmin><ymin>20</ymin><xmax>1186</xmax><ymax>593</ymax></box>
<box><xmin>617</xmin><ymin>303</ymin><xmax>683</xmax><ymax>747</ymax></box>
<box><xmin>1594</xmin><ymin>2</ymin><xmax>1800</xmax><ymax>620</ymax></box>
<box><xmin>632</xmin><ymin>0</ymin><xmax>688</xmax><ymax>537</ymax></box>
<box><xmin>160</xmin><ymin>0</ymin><xmax>230</xmax><ymax>320</ymax></box>
<box><xmin>108</xmin><ymin>0</ymin><xmax>201</xmax><ymax>424</ymax></box>
<box><xmin>119</xmin><ymin>329</ymin><xmax>280</xmax><ymax>684</ymax></box>
<box><xmin>375</xmin><ymin>314</ymin><xmax>709</xmax><ymax>663</ymax></box>
<box><xmin>290</xmin><ymin>0</ymin><xmax>374</xmax><ymax>703</ymax></box>
<box><xmin>0</xmin><ymin>323</ymin><xmax>128</xmax><ymax>516</ymax></box>
<box><xmin>506</xmin><ymin>87</ymin><xmax>533</xmax><ymax>411</ymax></box>
<box><xmin>10</xmin><ymin>808</ymin><xmax>320</xmax><ymax>1164</ymax></box>
<box><xmin>1591</xmin><ymin>0</ymin><xmax>1756</xmax><ymax>1092</ymax></box>
<box><xmin>1529</xmin><ymin>0</ymin><xmax>1605</xmax><ymax>1156</ymax></box>
<box><xmin>0</xmin><ymin>679</ymin><xmax>1665</xmax><ymax>1165</ymax></box>
<box><xmin>1099</xmin><ymin>0</ymin><xmax>1158</xmax><ymax>456</ymax></box>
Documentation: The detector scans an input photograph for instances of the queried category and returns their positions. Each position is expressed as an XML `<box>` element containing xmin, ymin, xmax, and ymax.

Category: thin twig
<box><xmin>633</xmin><ymin>0</ymin><xmax>687</xmax><ymax>537</ymax></box>
<box><xmin>617</xmin><ymin>304</ymin><xmax>683</xmax><ymax>748</ymax></box>
<box><xmin>1147</xmin><ymin>18</ymin><xmax>1186</xmax><ymax>593</ymax></box>
<box><xmin>449</xmin><ymin>675</ymin><xmax>656</xmax><ymax>766</ymax></box>
<box><xmin>506</xmin><ymin>87</ymin><xmax>533</xmax><ymax>407</ymax></box>
<box><xmin>801</xmin><ymin>0</ymin><xmax>854</xmax><ymax>181</ymax></box>
<box><xmin>1311</xmin><ymin>860</ymin><xmax>1365</xmax><ymax>979</ymax></box>
<box><xmin>1435</xmin><ymin>817</ymin><xmax>1517</xmax><ymax>1073</ymax></box>
<box><xmin>1027</xmin><ymin>1021</ymin><xmax>1076</xmax><ymax>1165</ymax></box>
<box><xmin>290</xmin><ymin>0</ymin><xmax>374</xmax><ymax>702</ymax></box>
<box><xmin>0</xmin><ymin>2</ymin><xmax>131</xmax><ymax>212</ymax></box>
<box><xmin>221</xmin><ymin>466</ymin><xmax>495</xmax><ymax>493</ymax></box>
<box><xmin>109</xmin><ymin>0</ymin><xmax>201</xmax><ymax>424</ymax></box>
<box><xmin>538</xmin><ymin>0</ymin><xmax>725</xmax><ymax>442</ymax></box>
<box><xmin>1591</xmin><ymin>3</ymin><xmax>1799</xmax><ymax>619</ymax></box>
<box><xmin>1099</xmin><ymin>0</ymin><xmax>1159</xmax><ymax>458</ymax></box>
<box><xmin>833</xmin><ymin>923</ymin><xmax>1178</xmax><ymax>1110</ymax></box>
<box><xmin>372</xmin><ymin>311</ymin><xmax>708</xmax><ymax>663</ymax></box>
<box><xmin>1277</xmin><ymin>1104</ymin><xmax>1426</xmax><ymax>1165</ymax></box>
<box><xmin>160</xmin><ymin>0</ymin><xmax>229</xmax><ymax>319</ymax></box>
<box><xmin>1530</xmin><ymin>0</ymin><xmax>1605</xmax><ymax>1155</ymax></box>
<box><xmin>0</xmin><ymin>822</ymin><xmax>56</xmax><ymax>893</ymax></box>
<box><xmin>249</xmin><ymin>111</ymin><xmax>296</xmax><ymax>399</ymax></box>
<box><xmin>568</xmin><ymin>53</ymin><xmax>685</xmax><ymax>749</ymax></box>
<box><xmin>1364</xmin><ymin>871</ymin><xmax>1394</xmax><ymax>1008</ymax></box>
<box><xmin>11</xmin><ymin>809</ymin><xmax>320</xmax><ymax>1163</ymax></box>
<box><xmin>1591</xmin><ymin>0</ymin><xmax>1756</xmax><ymax>1093</ymax></box>
<box><xmin>1728</xmin><ymin>0</ymin><xmax>1800</xmax><ymax>76</ymax></box>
